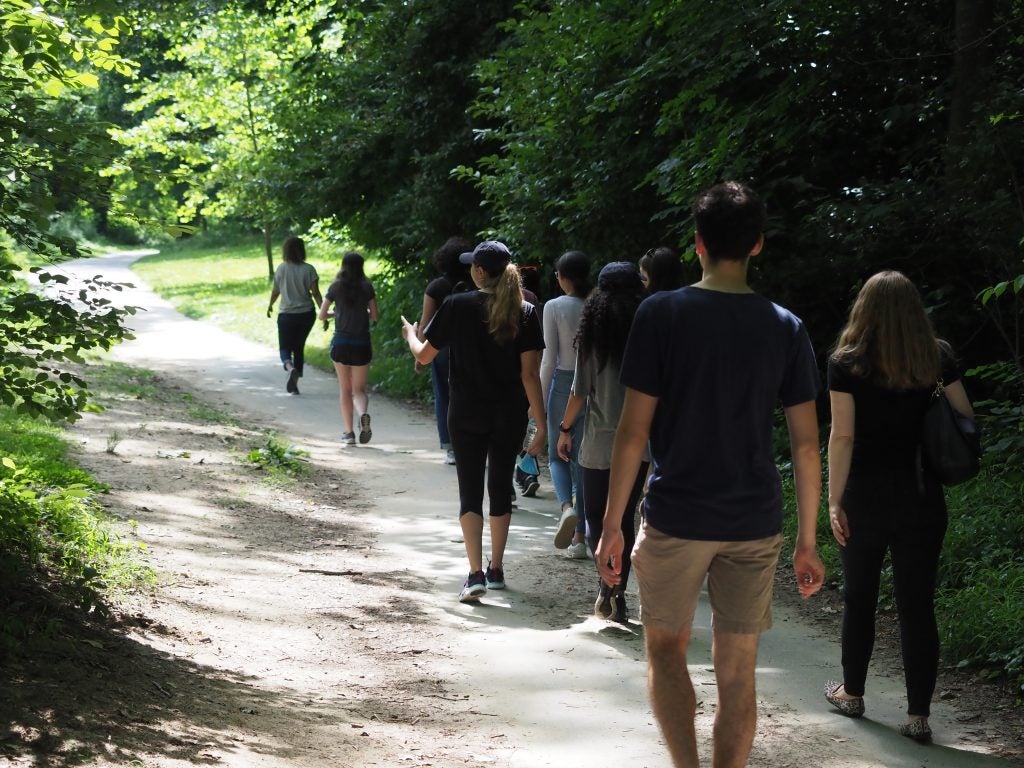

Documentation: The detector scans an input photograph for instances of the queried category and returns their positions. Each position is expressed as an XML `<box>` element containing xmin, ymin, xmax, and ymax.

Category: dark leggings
<box><xmin>450</xmin><ymin>406</ymin><xmax>527</xmax><ymax>518</ymax></box>
<box><xmin>839</xmin><ymin>467</ymin><xmax>947</xmax><ymax>715</ymax></box>
<box><xmin>277</xmin><ymin>310</ymin><xmax>316</xmax><ymax>375</ymax></box>
<box><xmin>580</xmin><ymin>462</ymin><xmax>649</xmax><ymax>588</ymax></box>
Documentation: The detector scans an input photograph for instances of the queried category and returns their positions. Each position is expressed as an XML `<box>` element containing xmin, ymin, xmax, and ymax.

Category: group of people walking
<box><xmin>268</xmin><ymin>239</ymin><xmax>377</xmax><ymax>445</ymax></box>
<box><xmin>270</xmin><ymin>180</ymin><xmax>976</xmax><ymax>768</ymax></box>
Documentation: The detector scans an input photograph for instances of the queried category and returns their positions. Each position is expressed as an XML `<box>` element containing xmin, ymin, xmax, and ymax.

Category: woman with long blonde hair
<box><xmin>401</xmin><ymin>241</ymin><xmax>546</xmax><ymax>603</ymax></box>
<box><xmin>823</xmin><ymin>270</ymin><xmax>974</xmax><ymax>743</ymax></box>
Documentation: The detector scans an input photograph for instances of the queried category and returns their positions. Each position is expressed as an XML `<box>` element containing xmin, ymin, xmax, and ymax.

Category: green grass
<box><xmin>131</xmin><ymin>235</ymin><xmax>432</xmax><ymax>402</ymax></box>
<box><xmin>0</xmin><ymin>405</ymin><xmax>154</xmax><ymax>626</ymax></box>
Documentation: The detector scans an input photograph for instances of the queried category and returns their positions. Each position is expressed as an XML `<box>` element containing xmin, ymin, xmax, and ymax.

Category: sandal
<box><xmin>898</xmin><ymin>717</ymin><xmax>932</xmax><ymax>743</ymax></box>
<box><xmin>824</xmin><ymin>679</ymin><xmax>865</xmax><ymax>718</ymax></box>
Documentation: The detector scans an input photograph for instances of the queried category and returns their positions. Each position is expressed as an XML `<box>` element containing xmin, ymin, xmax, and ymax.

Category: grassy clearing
<box><xmin>131</xmin><ymin>236</ymin><xmax>433</xmax><ymax>402</ymax></box>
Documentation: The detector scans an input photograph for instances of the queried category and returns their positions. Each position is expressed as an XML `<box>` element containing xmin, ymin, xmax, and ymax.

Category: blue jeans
<box><xmin>431</xmin><ymin>346</ymin><xmax>451</xmax><ymax>447</ymax></box>
<box><xmin>546</xmin><ymin>369</ymin><xmax>585</xmax><ymax>535</ymax></box>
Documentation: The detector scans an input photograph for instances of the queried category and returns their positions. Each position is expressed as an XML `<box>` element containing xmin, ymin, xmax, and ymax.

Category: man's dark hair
<box><xmin>692</xmin><ymin>181</ymin><xmax>766</xmax><ymax>262</ymax></box>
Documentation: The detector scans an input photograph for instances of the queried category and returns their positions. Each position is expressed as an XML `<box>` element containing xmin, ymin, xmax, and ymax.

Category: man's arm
<box><xmin>597</xmin><ymin>387</ymin><xmax>657</xmax><ymax>586</ymax></box>
<box><xmin>784</xmin><ymin>400</ymin><xmax>825</xmax><ymax>598</ymax></box>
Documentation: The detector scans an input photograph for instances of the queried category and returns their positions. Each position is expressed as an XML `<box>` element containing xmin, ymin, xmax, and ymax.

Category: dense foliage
<box><xmin>0</xmin><ymin>0</ymin><xmax>138</xmax><ymax>420</ymax></box>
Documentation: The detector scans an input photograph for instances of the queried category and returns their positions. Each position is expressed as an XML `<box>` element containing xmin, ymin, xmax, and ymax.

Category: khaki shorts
<box><xmin>631</xmin><ymin>521</ymin><xmax>782</xmax><ymax>635</ymax></box>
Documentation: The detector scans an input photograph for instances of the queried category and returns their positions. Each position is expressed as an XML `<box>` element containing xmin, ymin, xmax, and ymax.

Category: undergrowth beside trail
<box><xmin>0</xmin><ymin>406</ymin><xmax>153</xmax><ymax>653</ymax></box>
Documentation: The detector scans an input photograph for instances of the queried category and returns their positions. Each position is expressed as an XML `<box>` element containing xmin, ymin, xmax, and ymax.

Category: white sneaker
<box><xmin>444</xmin><ymin>448</ymin><xmax>456</xmax><ymax>465</ymax></box>
<box><xmin>554</xmin><ymin>505</ymin><xmax>578</xmax><ymax>549</ymax></box>
<box><xmin>566</xmin><ymin>541</ymin><xmax>589</xmax><ymax>560</ymax></box>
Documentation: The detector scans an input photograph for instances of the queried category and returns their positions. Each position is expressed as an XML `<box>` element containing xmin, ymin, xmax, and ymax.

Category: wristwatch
<box><xmin>558</xmin><ymin>421</ymin><xmax>572</xmax><ymax>433</ymax></box>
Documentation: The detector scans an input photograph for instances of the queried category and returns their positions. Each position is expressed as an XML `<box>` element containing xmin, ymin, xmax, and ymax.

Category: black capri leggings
<box><xmin>449</xmin><ymin>405</ymin><xmax>528</xmax><ymax>518</ymax></box>
<box><xmin>580</xmin><ymin>463</ymin><xmax>649</xmax><ymax>587</ymax></box>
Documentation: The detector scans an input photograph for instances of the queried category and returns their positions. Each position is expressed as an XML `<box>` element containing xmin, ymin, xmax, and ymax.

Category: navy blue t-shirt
<box><xmin>424</xmin><ymin>290</ymin><xmax>544</xmax><ymax>430</ymax></box>
<box><xmin>621</xmin><ymin>286</ymin><xmax>819</xmax><ymax>541</ymax></box>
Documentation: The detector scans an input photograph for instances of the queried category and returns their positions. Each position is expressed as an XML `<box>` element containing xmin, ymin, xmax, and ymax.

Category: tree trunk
<box><xmin>264</xmin><ymin>222</ymin><xmax>274</xmax><ymax>280</ymax></box>
<box><xmin>948</xmin><ymin>0</ymin><xmax>995</xmax><ymax>151</ymax></box>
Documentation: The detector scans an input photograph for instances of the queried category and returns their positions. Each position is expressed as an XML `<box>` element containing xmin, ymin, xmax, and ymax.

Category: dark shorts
<box><xmin>330</xmin><ymin>342</ymin><xmax>372</xmax><ymax>366</ymax></box>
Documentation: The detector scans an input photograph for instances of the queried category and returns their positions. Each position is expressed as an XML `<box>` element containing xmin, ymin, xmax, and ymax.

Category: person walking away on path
<box><xmin>320</xmin><ymin>251</ymin><xmax>378</xmax><ymax>446</ymax></box>
<box><xmin>542</xmin><ymin>250</ymin><xmax>592</xmax><ymax>558</ymax></box>
<box><xmin>401</xmin><ymin>240</ymin><xmax>546</xmax><ymax>603</ymax></box>
<box><xmin>417</xmin><ymin>236</ymin><xmax>472</xmax><ymax>465</ymax></box>
<box><xmin>639</xmin><ymin>246</ymin><xmax>684</xmax><ymax>294</ymax></box>
<box><xmin>557</xmin><ymin>261</ymin><xmax>649</xmax><ymax>621</ymax></box>
<box><xmin>822</xmin><ymin>270</ymin><xmax>975</xmax><ymax>743</ymax></box>
<box><xmin>267</xmin><ymin>236</ymin><xmax>322</xmax><ymax>394</ymax></box>
<box><xmin>597</xmin><ymin>181</ymin><xmax>825</xmax><ymax>768</ymax></box>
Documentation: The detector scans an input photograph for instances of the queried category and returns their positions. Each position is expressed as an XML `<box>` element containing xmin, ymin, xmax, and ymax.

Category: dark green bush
<box><xmin>369</xmin><ymin>263</ymin><xmax>433</xmax><ymax>404</ymax></box>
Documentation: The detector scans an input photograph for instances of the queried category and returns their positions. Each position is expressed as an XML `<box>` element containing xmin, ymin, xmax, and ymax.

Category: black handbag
<box><xmin>919</xmin><ymin>380</ymin><xmax>982</xmax><ymax>486</ymax></box>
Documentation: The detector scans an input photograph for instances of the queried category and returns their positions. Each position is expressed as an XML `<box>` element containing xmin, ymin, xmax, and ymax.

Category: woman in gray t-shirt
<box><xmin>267</xmin><ymin>237</ymin><xmax>323</xmax><ymax>395</ymax></box>
<box><xmin>556</xmin><ymin>261</ymin><xmax>649</xmax><ymax>622</ymax></box>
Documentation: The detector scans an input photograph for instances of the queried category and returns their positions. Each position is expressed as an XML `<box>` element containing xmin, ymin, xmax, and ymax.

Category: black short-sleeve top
<box><xmin>424</xmin><ymin>290</ymin><xmax>544</xmax><ymax>415</ymax></box>
<box><xmin>827</xmin><ymin>354</ymin><xmax>960</xmax><ymax>472</ymax></box>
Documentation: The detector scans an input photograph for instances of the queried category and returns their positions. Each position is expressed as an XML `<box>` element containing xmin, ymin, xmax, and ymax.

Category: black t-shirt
<box><xmin>621</xmin><ymin>286</ymin><xmax>820</xmax><ymax>541</ymax></box>
<box><xmin>425</xmin><ymin>274</ymin><xmax>470</xmax><ymax>304</ymax></box>
<box><xmin>828</xmin><ymin>355</ymin><xmax>960</xmax><ymax>473</ymax></box>
<box><xmin>424</xmin><ymin>291</ymin><xmax>544</xmax><ymax>425</ymax></box>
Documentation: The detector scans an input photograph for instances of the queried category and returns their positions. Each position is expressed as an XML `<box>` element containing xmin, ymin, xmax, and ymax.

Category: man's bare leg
<box><xmin>711</xmin><ymin>629</ymin><xmax>760</xmax><ymax>768</ymax></box>
<box><xmin>646</xmin><ymin>625</ymin><xmax>699</xmax><ymax>767</ymax></box>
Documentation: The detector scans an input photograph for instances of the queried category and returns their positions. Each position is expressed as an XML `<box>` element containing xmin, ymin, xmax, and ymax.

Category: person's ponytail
<box><xmin>484</xmin><ymin>263</ymin><xmax>524</xmax><ymax>344</ymax></box>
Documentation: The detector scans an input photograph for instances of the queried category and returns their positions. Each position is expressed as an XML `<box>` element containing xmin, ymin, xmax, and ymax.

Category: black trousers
<box><xmin>839</xmin><ymin>466</ymin><xmax>947</xmax><ymax>715</ymax></box>
<box><xmin>580</xmin><ymin>462</ymin><xmax>649</xmax><ymax>588</ymax></box>
<box><xmin>277</xmin><ymin>311</ymin><xmax>316</xmax><ymax>375</ymax></box>
<box><xmin>449</xmin><ymin>403</ymin><xmax>527</xmax><ymax>517</ymax></box>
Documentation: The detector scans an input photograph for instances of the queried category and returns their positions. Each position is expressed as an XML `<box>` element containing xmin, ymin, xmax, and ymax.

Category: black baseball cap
<box><xmin>460</xmin><ymin>240</ymin><xmax>512</xmax><ymax>276</ymax></box>
<box><xmin>598</xmin><ymin>260</ymin><xmax>643</xmax><ymax>292</ymax></box>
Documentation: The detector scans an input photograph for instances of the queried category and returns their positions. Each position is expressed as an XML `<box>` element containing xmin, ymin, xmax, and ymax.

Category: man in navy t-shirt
<box><xmin>596</xmin><ymin>182</ymin><xmax>826</xmax><ymax>768</ymax></box>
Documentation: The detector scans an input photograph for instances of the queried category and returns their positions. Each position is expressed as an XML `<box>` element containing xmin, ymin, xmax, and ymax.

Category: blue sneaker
<box><xmin>459</xmin><ymin>570</ymin><xmax>487</xmax><ymax>603</ymax></box>
<box><xmin>485</xmin><ymin>563</ymin><xmax>505</xmax><ymax>590</ymax></box>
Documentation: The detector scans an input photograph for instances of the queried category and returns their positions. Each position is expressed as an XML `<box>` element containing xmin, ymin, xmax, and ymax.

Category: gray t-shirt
<box><xmin>327</xmin><ymin>279</ymin><xmax>376</xmax><ymax>340</ymax></box>
<box><xmin>273</xmin><ymin>262</ymin><xmax>319</xmax><ymax>314</ymax></box>
<box><xmin>571</xmin><ymin>351</ymin><xmax>648</xmax><ymax>470</ymax></box>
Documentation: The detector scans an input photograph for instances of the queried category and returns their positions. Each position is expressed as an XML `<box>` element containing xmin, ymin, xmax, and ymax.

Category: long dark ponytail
<box><xmin>332</xmin><ymin>251</ymin><xmax>366</xmax><ymax>306</ymax></box>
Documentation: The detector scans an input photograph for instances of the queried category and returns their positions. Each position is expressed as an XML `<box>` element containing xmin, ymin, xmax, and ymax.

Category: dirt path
<box><xmin>4</xmin><ymin>251</ymin><xmax>1021</xmax><ymax>768</ymax></box>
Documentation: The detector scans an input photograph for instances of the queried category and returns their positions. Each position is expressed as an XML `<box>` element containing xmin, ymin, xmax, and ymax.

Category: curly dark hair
<box><xmin>576</xmin><ymin>267</ymin><xmax>646</xmax><ymax>373</ymax></box>
<box><xmin>432</xmin><ymin>236</ymin><xmax>472</xmax><ymax>283</ymax></box>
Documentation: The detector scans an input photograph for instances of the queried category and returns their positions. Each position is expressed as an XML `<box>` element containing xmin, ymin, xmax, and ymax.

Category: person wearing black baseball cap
<box><xmin>401</xmin><ymin>240</ymin><xmax>546</xmax><ymax>603</ymax></box>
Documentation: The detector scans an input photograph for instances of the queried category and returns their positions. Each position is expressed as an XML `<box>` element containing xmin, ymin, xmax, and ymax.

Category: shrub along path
<box><xmin>12</xmin><ymin>250</ymin><xmax>1019</xmax><ymax>767</ymax></box>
